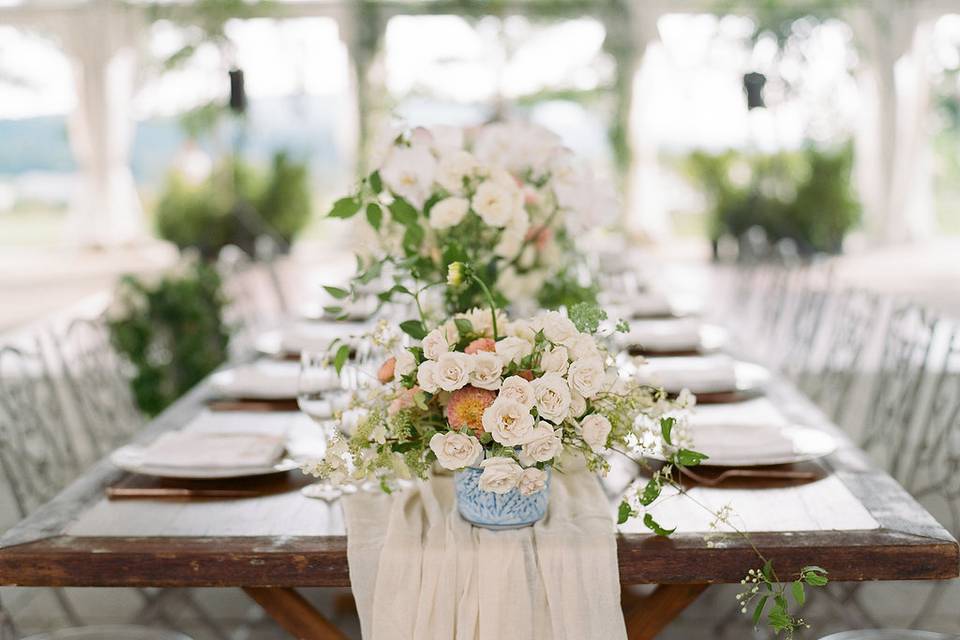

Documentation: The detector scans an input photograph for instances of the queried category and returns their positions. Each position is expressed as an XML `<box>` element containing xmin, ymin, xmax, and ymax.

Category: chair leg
<box><xmin>0</xmin><ymin>593</ymin><xmax>17</xmax><ymax>640</ymax></box>
<box><xmin>52</xmin><ymin>588</ymin><xmax>83</xmax><ymax>627</ymax></box>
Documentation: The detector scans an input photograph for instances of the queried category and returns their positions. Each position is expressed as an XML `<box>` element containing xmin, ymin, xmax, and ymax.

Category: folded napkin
<box><xmin>210</xmin><ymin>360</ymin><xmax>304</xmax><ymax>399</ymax></box>
<box><xmin>691</xmin><ymin>397</ymin><xmax>789</xmax><ymax>428</ymax></box>
<box><xmin>343</xmin><ymin>471</ymin><xmax>627</xmax><ymax>640</ymax></box>
<box><xmin>278</xmin><ymin>321</ymin><xmax>368</xmax><ymax>354</ymax></box>
<box><xmin>634</xmin><ymin>355</ymin><xmax>738</xmax><ymax>394</ymax></box>
<box><xmin>683</xmin><ymin>423</ymin><xmax>798</xmax><ymax>464</ymax></box>
<box><xmin>139</xmin><ymin>431</ymin><xmax>285</xmax><ymax>468</ymax></box>
<box><xmin>622</xmin><ymin>318</ymin><xmax>702</xmax><ymax>352</ymax></box>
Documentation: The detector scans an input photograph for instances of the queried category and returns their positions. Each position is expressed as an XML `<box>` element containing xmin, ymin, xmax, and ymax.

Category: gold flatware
<box><xmin>207</xmin><ymin>399</ymin><xmax>299</xmax><ymax>412</ymax></box>
<box><xmin>106</xmin><ymin>487</ymin><xmax>264</xmax><ymax>500</ymax></box>
<box><xmin>678</xmin><ymin>466</ymin><xmax>820</xmax><ymax>487</ymax></box>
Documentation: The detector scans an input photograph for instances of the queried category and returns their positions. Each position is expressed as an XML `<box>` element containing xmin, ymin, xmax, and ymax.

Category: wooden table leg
<box><xmin>623</xmin><ymin>583</ymin><xmax>709</xmax><ymax>640</ymax></box>
<box><xmin>243</xmin><ymin>587</ymin><xmax>349</xmax><ymax>640</ymax></box>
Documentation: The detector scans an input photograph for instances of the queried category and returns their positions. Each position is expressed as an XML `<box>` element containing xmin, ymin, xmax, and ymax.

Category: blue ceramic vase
<box><xmin>454</xmin><ymin>467</ymin><xmax>551</xmax><ymax>530</ymax></box>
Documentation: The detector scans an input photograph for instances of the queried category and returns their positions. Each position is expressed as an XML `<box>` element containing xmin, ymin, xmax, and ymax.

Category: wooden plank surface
<box><xmin>0</xmin><ymin>370</ymin><xmax>956</xmax><ymax>589</ymax></box>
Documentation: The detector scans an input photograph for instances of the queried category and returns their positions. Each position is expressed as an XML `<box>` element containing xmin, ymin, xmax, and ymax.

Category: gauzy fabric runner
<box><xmin>342</xmin><ymin>470</ymin><xmax>628</xmax><ymax>640</ymax></box>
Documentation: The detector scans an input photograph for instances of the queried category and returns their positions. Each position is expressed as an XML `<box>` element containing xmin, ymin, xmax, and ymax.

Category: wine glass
<box><xmin>297</xmin><ymin>350</ymin><xmax>354</xmax><ymax>501</ymax></box>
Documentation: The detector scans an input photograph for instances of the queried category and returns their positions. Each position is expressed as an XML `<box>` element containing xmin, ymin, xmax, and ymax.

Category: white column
<box><xmin>851</xmin><ymin>4</ymin><xmax>935</xmax><ymax>244</ymax></box>
<box><xmin>623</xmin><ymin>5</ymin><xmax>668</xmax><ymax>241</ymax></box>
<box><xmin>58</xmin><ymin>0</ymin><xmax>145</xmax><ymax>247</ymax></box>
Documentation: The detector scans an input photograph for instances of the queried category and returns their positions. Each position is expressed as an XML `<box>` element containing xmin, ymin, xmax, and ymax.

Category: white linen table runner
<box><xmin>342</xmin><ymin>470</ymin><xmax>628</xmax><ymax>640</ymax></box>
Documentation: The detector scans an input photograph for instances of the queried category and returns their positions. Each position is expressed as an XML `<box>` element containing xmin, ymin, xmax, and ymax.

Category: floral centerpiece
<box><xmin>324</xmin><ymin>121</ymin><xmax>615</xmax><ymax>317</ymax></box>
<box><xmin>306</xmin><ymin>266</ymin><xmax>693</xmax><ymax>528</ymax></box>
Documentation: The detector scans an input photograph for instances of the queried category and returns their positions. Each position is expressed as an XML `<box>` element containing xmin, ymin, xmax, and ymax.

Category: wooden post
<box><xmin>243</xmin><ymin>587</ymin><xmax>349</xmax><ymax>640</ymax></box>
<box><xmin>623</xmin><ymin>583</ymin><xmax>709</xmax><ymax>640</ymax></box>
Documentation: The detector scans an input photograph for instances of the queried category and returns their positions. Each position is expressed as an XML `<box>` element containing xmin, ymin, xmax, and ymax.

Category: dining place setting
<box><xmin>0</xmin><ymin>119</ymin><xmax>956</xmax><ymax>640</ymax></box>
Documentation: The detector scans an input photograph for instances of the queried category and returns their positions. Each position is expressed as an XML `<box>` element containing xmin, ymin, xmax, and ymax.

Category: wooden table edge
<box><xmin>0</xmin><ymin>527</ymin><xmax>955</xmax><ymax>588</ymax></box>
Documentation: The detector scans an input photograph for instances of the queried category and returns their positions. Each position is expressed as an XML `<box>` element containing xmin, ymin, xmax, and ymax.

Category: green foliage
<box><xmin>107</xmin><ymin>261</ymin><xmax>230</xmax><ymax>417</ymax></box>
<box><xmin>738</xmin><ymin>563</ymin><xmax>830</xmax><ymax>638</ymax></box>
<box><xmin>684</xmin><ymin>143</ymin><xmax>860</xmax><ymax>255</ymax></box>
<box><xmin>567</xmin><ymin>302</ymin><xmax>607</xmax><ymax>334</ymax></box>
<box><xmin>155</xmin><ymin>151</ymin><xmax>311</xmax><ymax>259</ymax></box>
<box><xmin>537</xmin><ymin>266</ymin><xmax>599</xmax><ymax>311</ymax></box>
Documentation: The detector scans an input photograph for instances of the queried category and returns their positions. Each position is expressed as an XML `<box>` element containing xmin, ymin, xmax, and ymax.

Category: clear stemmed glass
<box><xmin>297</xmin><ymin>350</ymin><xmax>355</xmax><ymax>501</ymax></box>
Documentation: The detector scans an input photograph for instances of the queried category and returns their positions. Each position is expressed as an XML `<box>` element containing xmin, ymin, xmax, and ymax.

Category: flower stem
<box><xmin>470</xmin><ymin>274</ymin><xmax>499</xmax><ymax>340</ymax></box>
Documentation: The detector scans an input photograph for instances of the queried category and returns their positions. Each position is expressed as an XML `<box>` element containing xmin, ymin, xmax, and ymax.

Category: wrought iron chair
<box><xmin>806</xmin><ymin>288</ymin><xmax>884</xmax><ymax>428</ymax></box>
<box><xmin>774</xmin><ymin>263</ymin><xmax>835</xmax><ymax>384</ymax></box>
<box><xmin>0</xmin><ymin>340</ymin><xmax>216</xmax><ymax>639</ymax></box>
<box><xmin>0</xmin><ymin>343</ymin><xmax>90</xmax><ymax>633</ymax></box>
<box><xmin>49</xmin><ymin>318</ymin><xmax>144</xmax><ymax>462</ymax></box>
<box><xmin>823</xmin><ymin>311</ymin><xmax>956</xmax><ymax>633</ymax></box>
<box><xmin>859</xmin><ymin>304</ymin><xmax>940</xmax><ymax>480</ymax></box>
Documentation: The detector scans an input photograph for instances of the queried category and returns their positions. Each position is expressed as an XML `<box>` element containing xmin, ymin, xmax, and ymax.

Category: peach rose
<box><xmin>465</xmin><ymin>338</ymin><xmax>497</xmax><ymax>354</ymax></box>
<box><xmin>378</xmin><ymin>357</ymin><xmax>397</xmax><ymax>384</ymax></box>
<box><xmin>388</xmin><ymin>385</ymin><xmax>421</xmax><ymax>415</ymax></box>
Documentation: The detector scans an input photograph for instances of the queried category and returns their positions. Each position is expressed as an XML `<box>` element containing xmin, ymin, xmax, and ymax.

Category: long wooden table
<box><xmin>0</xmin><ymin>375</ymin><xmax>956</xmax><ymax>639</ymax></box>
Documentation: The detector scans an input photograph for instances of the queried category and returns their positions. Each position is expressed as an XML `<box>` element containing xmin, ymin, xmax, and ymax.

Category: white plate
<box><xmin>111</xmin><ymin>444</ymin><xmax>300</xmax><ymax>479</ymax></box>
<box><xmin>651</xmin><ymin>423</ymin><xmax>837</xmax><ymax>467</ymax></box>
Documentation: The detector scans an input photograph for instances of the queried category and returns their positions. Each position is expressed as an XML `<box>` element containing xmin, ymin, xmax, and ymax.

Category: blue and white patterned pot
<box><xmin>454</xmin><ymin>467</ymin><xmax>551</xmax><ymax>530</ymax></box>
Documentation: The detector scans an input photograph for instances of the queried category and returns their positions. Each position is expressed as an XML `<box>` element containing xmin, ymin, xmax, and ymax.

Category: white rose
<box><xmin>540</xmin><ymin>345</ymin><xmax>569</xmax><ymax>375</ymax></box>
<box><xmin>567</xmin><ymin>357</ymin><xmax>607</xmax><ymax>399</ymax></box>
<box><xmin>499</xmin><ymin>375</ymin><xmax>535</xmax><ymax>410</ymax></box>
<box><xmin>517</xmin><ymin>467</ymin><xmax>548</xmax><ymax>496</ymax></box>
<box><xmin>520</xmin><ymin>422</ymin><xmax>563</xmax><ymax>465</ymax></box>
<box><xmin>430</xmin><ymin>431</ymin><xmax>482</xmax><ymax>470</ymax></box>
<box><xmin>569</xmin><ymin>390</ymin><xmax>587</xmax><ymax>419</ymax></box>
<box><xmin>380</xmin><ymin>143</ymin><xmax>436</xmax><ymax>208</ymax></box>
<box><xmin>565</xmin><ymin>333</ymin><xmax>601</xmax><ymax>360</ymax></box>
<box><xmin>532</xmin><ymin>372</ymin><xmax>572</xmax><ymax>424</ymax></box>
<box><xmin>395</xmin><ymin>350</ymin><xmax>416</xmax><ymax>378</ymax></box>
<box><xmin>458</xmin><ymin>307</ymin><xmax>505</xmax><ymax>339</ymax></box>
<box><xmin>429</xmin><ymin>125</ymin><xmax>465</xmax><ymax>156</ymax></box>
<box><xmin>435</xmin><ymin>352</ymin><xmax>475</xmax><ymax>392</ymax></box>
<box><xmin>472</xmin><ymin>179</ymin><xmax>521</xmax><ymax>228</ymax></box>
<box><xmin>435</xmin><ymin>150</ymin><xmax>477</xmax><ymax>194</ymax></box>
<box><xmin>493</xmin><ymin>228</ymin><xmax>524</xmax><ymax>259</ymax></box>
<box><xmin>506</xmin><ymin>319</ymin><xmax>537</xmax><ymax>344</ymax></box>
<box><xmin>539</xmin><ymin>310</ymin><xmax>578</xmax><ymax>344</ymax></box>
<box><xmin>495</xmin><ymin>336</ymin><xmax>533</xmax><ymax>366</ymax></box>
<box><xmin>416</xmin><ymin>360</ymin><xmax>440</xmax><ymax>393</ymax></box>
<box><xmin>421</xmin><ymin>328</ymin><xmax>449</xmax><ymax>361</ymax></box>
<box><xmin>428</xmin><ymin>197</ymin><xmax>469</xmax><ymax>230</ymax></box>
<box><xmin>482</xmin><ymin>397</ymin><xmax>535</xmax><ymax>446</ymax></box>
<box><xmin>478</xmin><ymin>457</ymin><xmax>523</xmax><ymax>494</ymax></box>
<box><xmin>580</xmin><ymin>413</ymin><xmax>612</xmax><ymax>452</ymax></box>
<box><xmin>469</xmin><ymin>351</ymin><xmax>503</xmax><ymax>390</ymax></box>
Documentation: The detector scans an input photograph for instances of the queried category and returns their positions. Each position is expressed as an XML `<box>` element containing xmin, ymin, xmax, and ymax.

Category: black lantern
<box><xmin>229</xmin><ymin>68</ymin><xmax>247</xmax><ymax>114</ymax></box>
<box><xmin>742</xmin><ymin>72</ymin><xmax>766</xmax><ymax>110</ymax></box>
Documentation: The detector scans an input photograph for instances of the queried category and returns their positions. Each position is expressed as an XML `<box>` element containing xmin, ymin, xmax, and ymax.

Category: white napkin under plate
<box><xmin>634</xmin><ymin>355</ymin><xmax>738</xmax><ymax>394</ymax></box>
<box><xmin>210</xmin><ymin>360</ymin><xmax>303</xmax><ymax>399</ymax></box>
<box><xmin>621</xmin><ymin>317</ymin><xmax>702</xmax><ymax>352</ymax></box>
<box><xmin>139</xmin><ymin>431</ymin><xmax>285</xmax><ymax>468</ymax></box>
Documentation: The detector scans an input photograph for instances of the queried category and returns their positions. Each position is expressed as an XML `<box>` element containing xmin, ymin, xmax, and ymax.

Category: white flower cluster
<box><xmin>370</xmin><ymin>122</ymin><xmax>617</xmax><ymax>306</ymax></box>
<box><xmin>421</xmin><ymin>310</ymin><xmax>618</xmax><ymax>496</ymax></box>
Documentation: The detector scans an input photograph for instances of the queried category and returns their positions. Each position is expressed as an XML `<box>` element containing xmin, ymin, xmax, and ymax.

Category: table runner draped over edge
<box><xmin>343</xmin><ymin>470</ymin><xmax>628</xmax><ymax>640</ymax></box>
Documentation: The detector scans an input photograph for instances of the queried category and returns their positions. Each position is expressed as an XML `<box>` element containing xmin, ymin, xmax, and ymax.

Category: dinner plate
<box><xmin>649</xmin><ymin>423</ymin><xmax>837</xmax><ymax>467</ymax></box>
<box><xmin>111</xmin><ymin>444</ymin><xmax>301</xmax><ymax>479</ymax></box>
